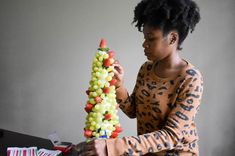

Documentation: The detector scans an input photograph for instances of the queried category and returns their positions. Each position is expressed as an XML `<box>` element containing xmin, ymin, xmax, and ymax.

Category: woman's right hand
<box><xmin>112</xmin><ymin>60</ymin><xmax>124</xmax><ymax>89</ymax></box>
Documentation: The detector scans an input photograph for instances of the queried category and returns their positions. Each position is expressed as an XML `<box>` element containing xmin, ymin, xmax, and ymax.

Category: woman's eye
<box><xmin>148</xmin><ymin>38</ymin><xmax>155</xmax><ymax>41</ymax></box>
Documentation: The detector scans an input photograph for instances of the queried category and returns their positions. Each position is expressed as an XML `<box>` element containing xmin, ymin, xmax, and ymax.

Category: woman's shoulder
<box><xmin>181</xmin><ymin>60</ymin><xmax>203</xmax><ymax>82</ymax></box>
<box><xmin>138</xmin><ymin>60</ymin><xmax>154</xmax><ymax>72</ymax></box>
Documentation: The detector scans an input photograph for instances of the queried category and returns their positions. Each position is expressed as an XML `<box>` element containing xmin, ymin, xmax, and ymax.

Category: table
<box><xmin>0</xmin><ymin>129</ymin><xmax>77</xmax><ymax>156</ymax></box>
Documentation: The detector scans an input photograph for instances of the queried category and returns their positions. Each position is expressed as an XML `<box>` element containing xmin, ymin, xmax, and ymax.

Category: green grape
<box><xmin>107</xmin><ymin>66</ymin><xmax>114</xmax><ymax>72</ymax></box>
<box><xmin>110</xmin><ymin>86</ymin><xmax>115</xmax><ymax>91</ymax></box>
<box><xmin>106</xmin><ymin>75</ymin><xmax>112</xmax><ymax>81</ymax></box>
<box><xmin>89</xmin><ymin>98</ymin><xmax>96</xmax><ymax>104</ymax></box>
<box><xmin>97</xmin><ymin>80</ymin><xmax>102</xmax><ymax>85</ymax></box>
<box><xmin>95</xmin><ymin>53</ymin><xmax>100</xmax><ymax>58</ymax></box>
<box><xmin>100</xmin><ymin>93</ymin><xmax>105</xmax><ymax>99</ymax></box>
<box><xmin>92</xmin><ymin>92</ymin><xmax>98</xmax><ymax>97</ymax></box>
<box><xmin>96</xmin><ymin>62</ymin><xmax>102</xmax><ymax>67</ymax></box>
<box><xmin>92</xmin><ymin>112</ymin><xmax>97</xmax><ymax>118</ymax></box>
<box><xmin>95</xmin><ymin>133</ymin><xmax>100</xmax><ymax>138</ymax></box>
<box><xmin>100</xmin><ymin>130</ymin><xmax>105</xmax><ymax>136</ymax></box>
<box><xmin>109</xmin><ymin>72</ymin><xmax>114</xmax><ymax>77</ymax></box>
<box><xmin>93</xmin><ymin>85</ymin><xmax>98</xmax><ymax>90</ymax></box>
<box><xmin>91</xmin><ymin>121</ymin><xmax>96</xmax><ymax>126</ymax></box>
<box><xmin>106</xmin><ymin>130</ymin><xmax>111</xmax><ymax>137</ymax></box>
<box><xmin>90</xmin><ymin>126</ymin><xmax>95</xmax><ymax>131</ymax></box>
<box><xmin>100</xmin><ymin>83</ymin><xmax>105</xmax><ymax>89</ymax></box>
<box><xmin>107</xmin><ymin>125</ymin><xmax>113</xmax><ymax>131</ymax></box>
<box><xmin>102</xmin><ymin>127</ymin><xmax>106</xmax><ymax>131</ymax></box>
<box><xmin>95</xmin><ymin>124</ymin><xmax>100</xmax><ymax>129</ymax></box>
<box><xmin>104</xmin><ymin>82</ymin><xmax>110</xmax><ymax>87</ymax></box>
<box><xmin>88</xmin><ymin>117</ymin><xmax>93</xmax><ymax>122</ymax></box>
<box><xmin>96</xmin><ymin>88</ymin><xmax>103</xmax><ymax>95</ymax></box>
<box><xmin>94</xmin><ymin>67</ymin><xmax>99</xmax><ymax>72</ymax></box>
<box><xmin>98</xmin><ymin>56</ymin><xmax>103</xmax><ymax>62</ymax></box>
<box><xmin>103</xmin><ymin>53</ymin><xmax>109</xmax><ymax>59</ymax></box>
<box><xmin>94</xmin><ymin>104</ymin><xmax>100</xmax><ymax>111</ymax></box>
<box><xmin>95</xmin><ymin>72</ymin><xmax>101</xmax><ymax>77</ymax></box>
<box><xmin>92</xmin><ymin>77</ymin><xmax>97</xmax><ymax>81</ymax></box>
<box><xmin>93</xmin><ymin>58</ymin><xmax>98</xmax><ymax>63</ymax></box>
<box><xmin>98</xmin><ymin>51</ymin><xmax>103</xmax><ymax>55</ymax></box>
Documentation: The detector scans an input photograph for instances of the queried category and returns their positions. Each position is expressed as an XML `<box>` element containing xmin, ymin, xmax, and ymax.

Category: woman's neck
<box><xmin>157</xmin><ymin>51</ymin><xmax>184</xmax><ymax>70</ymax></box>
<box><xmin>154</xmin><ymin>51</ymin><xmax>187</xmax><ymax>78</ymax></box>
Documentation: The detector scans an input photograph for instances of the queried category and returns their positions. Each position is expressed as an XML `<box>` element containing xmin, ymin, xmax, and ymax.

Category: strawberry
<box><xmin>105</xmin><ymin>113</ymin><xmax>112</xmax><ymax>120</ymax></box>
<box><xmin>99</xmin><ymin>38</ymin><xmax>107</xmax><ymax>48</ymax></box>
<box><xmin>110</xmin><ymin>78</ymin><xmax>117</xmax><ymax>86</ymax></box>
<box><xmin>103</xmin><ymin>58</ymin><xmax>111</xmax><ymax>67</ymax></box>
<box><xmin>85</xmin><ymin>103</ymin><xmax>93</xmax><ymax>113</ymax></box>
<box><xmin>108</xmin><ymin>51</ymin><xmax>115</xmax><ymax>58</ymax></box>
<box><xmin>114</xmin><ymin>125</ymin><xmax>123</xmax><ymax>133</ymax></box>
<box><xmin>84</xmin><ymin>130</ymin><xmax>93</xmax><ymax>138</ymax></box>
<box><xmin>95</xmin><ymin>96</ymin><xmax>102</xmax><ymax>103</ymax></box>
<box><xmin>98</xmin><ymin>38</ymin><xmax>109</xmax><ymax>51</ymax></box>
<box><xmin>110</xmin><ymin>132</ymin><xmax>119</xmax><ymax>138</ymax></box>
<box><xmin>103</xmin><ymin>87</ymin><xmax>110</xmax><ymax>94</ymax></box>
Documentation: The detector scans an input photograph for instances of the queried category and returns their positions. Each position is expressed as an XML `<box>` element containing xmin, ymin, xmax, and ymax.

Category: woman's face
<box><xmin>142</xmin><ymin>25</ymin><xmax>172</xmax><ymax>62</ymax></box>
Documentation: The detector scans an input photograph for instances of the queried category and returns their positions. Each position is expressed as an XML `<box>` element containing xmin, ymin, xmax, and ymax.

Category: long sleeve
<box><xmin>116</xmin><ymin>63</ymin><xmax>146</xmax><ymax>119</ymax></box>
<box><xmin>107</xmin><ymin>68</ymin><xmax>203</xmax><ymax>155</ymax></box>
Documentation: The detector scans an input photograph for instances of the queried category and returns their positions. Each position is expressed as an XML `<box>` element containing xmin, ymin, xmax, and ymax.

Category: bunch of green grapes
<box><xmin>84</xmin><ymin>39</ymin><xmax>122</xmax><ymax>141</ymax></box>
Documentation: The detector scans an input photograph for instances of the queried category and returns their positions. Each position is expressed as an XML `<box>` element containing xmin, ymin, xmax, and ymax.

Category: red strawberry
<box><xmin>84</xmin><ymin>130</ymin><xmax>93</xmax><ymax>138</ymax></box>
<box><xmin>95</xmin><ymin>96</ymin><xmax>102</xmax><ymax>103</ymax></box>
<box><xmin>103</xmin><ymin>58</ymin><xmax>111</xmax><ymax>67</ymax></box>
<box><xmin>85</xmin><ymin>103</ymin><xmax>93</xmax><ymax>113</ymax></box>
<box><xmin>110</xmin><ymin>79</ymin><xmax>117</xmax><ymax>86</ymax></box>
<box><xmin>105</xmin><ymin>114</ymin><xmax>112</xmax><ymax>120</ymax></box>
<box><xmin>110</xmin><ymin>132</ymin><xmax>118</xmax><ymax>138</ymax></box>
<box><xmin>108</xmin><ymin>51</ymin><xmax>115</xmax><ymax>58</ymax></box>
<box><xmin>114</xmin><ymin>126</ymin><xmax>123</xmax><ymax>133</ymax></box>
<box><xmin>103</xmin><ymin>87</ymin><xmax>110</xmax><ymax>94</ymax></box>
<box><xmin>99</xmin><ymin>38</ymin><xmax>107</xmax><ymax>48</ymax></box>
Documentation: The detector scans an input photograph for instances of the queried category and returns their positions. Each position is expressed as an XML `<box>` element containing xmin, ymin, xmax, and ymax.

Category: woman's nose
<box><xmin>142</xmin><ymin>40</ymin><xmax>146</xmax><ymax>48</ymax></box>
<box><xmin>142</xmin><ymin>40</ymin><xmax>149</xmax><ymax>48</ymax></box>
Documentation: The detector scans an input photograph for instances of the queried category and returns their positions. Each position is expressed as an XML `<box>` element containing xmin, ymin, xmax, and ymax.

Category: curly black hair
<box><xmin>133</xmin><ymin>0</ymin><xmax>200</xmax><ymax>50</ymax></box>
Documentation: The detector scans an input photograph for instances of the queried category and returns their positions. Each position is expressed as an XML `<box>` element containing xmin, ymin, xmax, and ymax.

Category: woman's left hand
<box><xmin>75</xmin><ymin>139</ymin><xmax>108</xmax><ymax>156</ymax></box>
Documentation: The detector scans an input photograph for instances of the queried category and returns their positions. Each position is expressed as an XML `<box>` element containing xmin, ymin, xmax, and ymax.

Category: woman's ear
<box><xmin>168</xmin><ymin>31</ymin><xmax>178</xmax><ymax>45</ymax></box>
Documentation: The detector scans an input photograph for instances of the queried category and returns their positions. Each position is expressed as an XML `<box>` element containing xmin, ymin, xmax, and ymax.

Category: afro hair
<box><xmin>133</xmin><ymin>0</ymin><xmax>201</xmax><ymax>50</ymax></box>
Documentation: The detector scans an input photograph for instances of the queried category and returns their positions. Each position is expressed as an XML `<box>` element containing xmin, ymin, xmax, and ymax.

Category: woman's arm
<box><xmin>106</xmin><ymin>70</ymin><xmax>203</xmax><ymax>155</ymax></box>
<box><xmin>113</xmin><ymin>62</ymin><xmax>146</xmax><ymax>119</ymax></box>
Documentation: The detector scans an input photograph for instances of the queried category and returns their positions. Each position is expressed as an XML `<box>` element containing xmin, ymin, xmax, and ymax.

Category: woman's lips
<box><xmin>144</xmin><ymin>52</ymin><xmax>150</xmax><ymax>56</ymax></box>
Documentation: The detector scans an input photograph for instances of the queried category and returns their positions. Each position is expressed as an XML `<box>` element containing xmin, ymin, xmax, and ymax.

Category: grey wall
<box><xmin>0</xmin><ymin>0</ymin><xmax>234</xmax><ymax>155</ymax></box>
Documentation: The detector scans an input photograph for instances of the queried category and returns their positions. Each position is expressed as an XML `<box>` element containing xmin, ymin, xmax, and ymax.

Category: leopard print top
<box><xmin>106</xmin><ymin>60</ymin><xmax>203</xmax><ymax>156</ymax></box>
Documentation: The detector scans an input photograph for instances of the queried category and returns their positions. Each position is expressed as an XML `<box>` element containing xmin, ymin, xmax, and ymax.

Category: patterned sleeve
<box><xmin>117</xmin><ymin>62</ymin><xmax>147</xmax><ymax>119</ymax></box>
<box><xmin>107</xmin><ymin>69</ymin><xmax>203</xmax><ymax>155</ymax></box>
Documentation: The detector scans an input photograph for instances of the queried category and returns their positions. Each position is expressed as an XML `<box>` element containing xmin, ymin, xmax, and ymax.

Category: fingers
<box><xmin>76</xmin><ymin>139</ymin><xmax>107</xmax><ymax>156</ymax></box>
<box><xmin>78</xmin><ymin>150</ymin><xmax>96</xmax><ymax>156</ymax></box>
<box><xmin>113</xmin><ymin>63</ymin><xmax>124</xmax><ymax>79</ymax></box>
<box><xmin>77</xmin><ymin>144</ymin><xmax>96</xmax><ymax>156</ymax></box>
<box><xmin>113</xmin><ymin>64</ymin><xmax>124</xmax><ymax>75</ymax></box>
<box><xmin>76</xmin><ymin>140</ymin><xmax>99</xmax><ymax>156</ymax></box>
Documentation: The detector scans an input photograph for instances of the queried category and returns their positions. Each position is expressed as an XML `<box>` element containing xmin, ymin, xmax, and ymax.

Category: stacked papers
<box><xmin>38</xmin><ymin>149</ymin><xmax>62</xmax><ymax>156</ymax></box>
<box><xmin>7</xmin><ymin>147</ymin><xmax>37</xmax><ymax>156</ymax></box>
<box><xmin>7</xmin><ymin>147</ymin><xmax>61</xmax><ymax>156</ymax></box>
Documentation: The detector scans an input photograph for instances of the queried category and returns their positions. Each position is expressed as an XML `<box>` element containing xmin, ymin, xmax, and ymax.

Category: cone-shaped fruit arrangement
<box><xmin>84</xmin><ymin>38</ymin><xmax>122</xmax><ymax>141</ymax></box>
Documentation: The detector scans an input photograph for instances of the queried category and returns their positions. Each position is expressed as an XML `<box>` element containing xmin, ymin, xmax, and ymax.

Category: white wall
<box><xmin>0</xmin><ymin>0</ymin><xmax>235</xmax><ymax>155</ymax></box>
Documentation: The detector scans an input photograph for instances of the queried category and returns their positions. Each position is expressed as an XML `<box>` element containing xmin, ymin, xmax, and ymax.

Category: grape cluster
<box><xmin>84</xmin><ymin>39</ymin><xmax>122</xmax><ymax>141</ymax></box>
